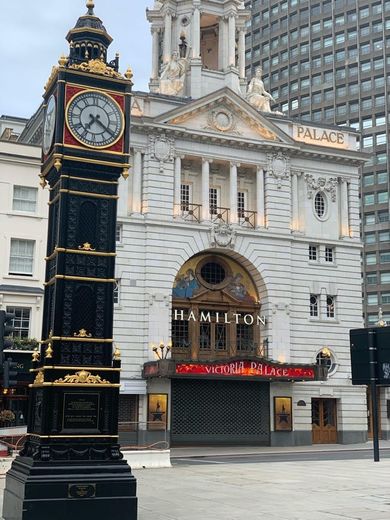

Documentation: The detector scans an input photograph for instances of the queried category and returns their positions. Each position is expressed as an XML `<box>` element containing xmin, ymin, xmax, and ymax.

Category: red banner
<box><xmin>175</xmin><ymin>360</ymin><xmax>315</xmax><ymax>380</ymax></box>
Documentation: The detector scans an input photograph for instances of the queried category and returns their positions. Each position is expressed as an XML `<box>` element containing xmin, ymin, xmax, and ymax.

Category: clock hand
<box><xmin>93</xmin><ymin>115</ymin><xmax>115</xmax><ymax>137</ymax></box>
<box><xmin>85</xmin><ymin>113</ymin><xmax>97</xmax><ymax>130</ymax></box>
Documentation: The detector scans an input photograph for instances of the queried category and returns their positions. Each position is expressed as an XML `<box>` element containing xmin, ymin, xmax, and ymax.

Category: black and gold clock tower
<box><xmin>3</xmin><ymin>2</ymin><xmax>137</xmax><ymax>518</ymax></box>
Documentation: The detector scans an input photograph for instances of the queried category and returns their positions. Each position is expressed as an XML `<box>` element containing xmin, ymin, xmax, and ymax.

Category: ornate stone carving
<box><xmin>54</xmin><ymin>370</ymin><xmax>110</xmax><ymax>385</ymax></box>
<box><xmin>210</xmin><ymin>222</ymin><xmax>236</xmax><ymax>249</ymax></box>
<box><xmin>305</xmin><ymin>174</ymin><xmax>338</xmax><ymax>202</ymax></box>
<box><xmin>149</xmin><ymin>135</ymin><xmax>175</xmax><ymax>171</ymax></box>
<box><xmin>204</xmin><ymin>109</ymin><xmax>241</xmax><ymax>135</ymax></box>
<box><xmin>267</xmin><ymin>152</ymin><xmax>290</xmax><ymax>188</ymax></box>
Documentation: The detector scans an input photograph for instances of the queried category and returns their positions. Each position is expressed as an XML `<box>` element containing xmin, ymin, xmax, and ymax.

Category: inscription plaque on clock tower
<box><xmin>2</xmin><ymin>2</ymin><xmax>137</xmax><ymax>519</ymax></box>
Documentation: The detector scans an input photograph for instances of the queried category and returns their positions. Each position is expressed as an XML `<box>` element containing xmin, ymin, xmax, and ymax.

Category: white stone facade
<box><xmin>0</xmin><ymin>139</ymin><xmax>48</xmax><ymax>341</ymax></box>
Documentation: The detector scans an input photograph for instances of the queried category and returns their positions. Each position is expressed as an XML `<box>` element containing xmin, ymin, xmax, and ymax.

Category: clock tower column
<box><xmin>2</xmin><ymin>2</ymin><xmax>137</xmax><ymax>519</ymax></box>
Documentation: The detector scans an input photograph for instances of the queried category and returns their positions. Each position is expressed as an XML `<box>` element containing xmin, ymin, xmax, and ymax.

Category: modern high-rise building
<box><xmin>245</xmin><ymin>0</ymin><xmax>390</xmax><ymax>328</ymax></box>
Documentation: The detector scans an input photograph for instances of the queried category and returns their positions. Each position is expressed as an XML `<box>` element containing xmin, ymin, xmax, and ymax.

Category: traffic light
<box><xmin>0</xmin><ymin>311</ymin><xmax>15</xmax><ymax>364</ymax></box>
<box><xmin>3</xmin><ymin>358</ymin><xmax>18</xmax><ymax>389</ymax></box>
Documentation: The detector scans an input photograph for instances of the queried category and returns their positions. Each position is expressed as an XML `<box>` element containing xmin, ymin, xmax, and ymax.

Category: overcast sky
<box><xmin>0</xmin><ymin>1</ymin><xmax>152</xmax><ymax>119</ymax></box>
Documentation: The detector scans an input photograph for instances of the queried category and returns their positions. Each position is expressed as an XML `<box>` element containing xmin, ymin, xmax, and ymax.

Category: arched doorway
<box><xmin>171</xmin><ymin>253</ymin><xmax>266</xmax><ymax>361</ymax></box>
<box><xmin>170</xmin><ymin>253</ymin><xmax>270</xmax><ymax>445</ymax></box>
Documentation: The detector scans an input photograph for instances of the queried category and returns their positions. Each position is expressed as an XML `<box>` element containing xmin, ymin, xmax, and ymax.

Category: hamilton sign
<box><xmin>293</xmin><ymin>124</ymin><xmax>349</xmax><ymax>150</ymax></box>
<box><xmin>173</xmin><ymin>309</ymin><xmax>266</xmax><ymax>326</ymax></box>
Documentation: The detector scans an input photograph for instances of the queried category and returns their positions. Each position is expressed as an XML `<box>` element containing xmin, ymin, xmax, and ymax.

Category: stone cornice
<box><xmin>131</xmin><ymin>120</ymin><xmax>366</xmax><ymax>166</ymax></box>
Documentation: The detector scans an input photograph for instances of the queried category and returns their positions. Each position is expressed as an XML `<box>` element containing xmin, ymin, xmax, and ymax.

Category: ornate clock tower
<box><xmin>3</xmin><ymin>2</ymin><xmax>137</xmax><ymax>518</ymax></box>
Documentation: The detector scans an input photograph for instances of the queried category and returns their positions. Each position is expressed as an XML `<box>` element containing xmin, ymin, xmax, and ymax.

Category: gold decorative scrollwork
<box><xmin>54</xmin><ymin>370</ymin><xmax>109</xmax><ymax>385</ymax></box>
<box><xmin>68</xmin><ymin>59</ymin><xmax>123</xmax><ymax>79</ymax></box>
<box><xmin>34</xmin><ymin>371</ymin><xmax>45</xmax><ymax>385</ymax></box>
<box><xmin>45</xmin><ymin>343</ymin><xmax>53</xmax><ymax>359</ymax></box>
<box><xmin>78</xmin><ymin>242</ymin><xmax>96</xmax><ymax>251</ymax></box>
<box><xmin>74</xmin><ymin>329</ymin><xmax>92</xmax><ymax>338</ymax></box>
<box><xmin>32</xmin><ymin>350</ymin><xmax>40</xmax><ymax>362</ymax></box>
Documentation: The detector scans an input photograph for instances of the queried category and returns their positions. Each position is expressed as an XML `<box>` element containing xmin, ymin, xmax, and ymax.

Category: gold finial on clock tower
<box><xmin>87</xmin><ymin>0</ymin><xmax>95</xmax><ymax>14</ymax></box>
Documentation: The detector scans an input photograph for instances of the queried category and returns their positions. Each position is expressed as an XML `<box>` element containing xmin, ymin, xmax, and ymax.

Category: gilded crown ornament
<box><xmin>34</xmin><ymin>371</ymin><xmax>45</xmax><ymax>385</ymax></box>
<box><xmin>78</xmin><ymin>242</ymin><xmax>96</xmax><ymax>251</ymax></box>
<box><xmin>113</xmin><ymin>346</ymin><xmax>121</xmax><ymax>361</ymax></box>
<box><xmin>45</xmin><ymin>343</ymin><xmax>53</xmax><ymax>359</ymax></box>
<box><xmin>74</xmin><ymin>329</ymin><xmax>93</xmax><ymax>338</ymax></box>
<box><xmin>32</xmin><ymin>350</ymin><xmax>40</xmax><ymax>362</ymax></box>
<box><xmin>54</xmin><ymin>370</ymin><xmax>109</xmax><ymax>385</ymax></box>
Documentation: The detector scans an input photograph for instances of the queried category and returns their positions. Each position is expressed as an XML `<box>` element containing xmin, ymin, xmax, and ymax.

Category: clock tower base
<box><xmin>3</xmin><ymin>457</ymin><xmax>137</xmax><ymax>520</ymax></box>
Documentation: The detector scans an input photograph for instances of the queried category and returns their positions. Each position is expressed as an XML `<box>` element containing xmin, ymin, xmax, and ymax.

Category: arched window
<box><xmin>171</xmin><ymin>254</ymin><xmax>263</xmax><ymax>361</ymax></box>
<box><xmin>316</xmin><ymin>348</ymin><xmax>337</xmax><ymax>376</ymax></box>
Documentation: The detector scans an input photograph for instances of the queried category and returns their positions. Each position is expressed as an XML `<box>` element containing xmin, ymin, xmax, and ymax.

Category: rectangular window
<box><xmin>382</xmin><ymin>293</ymin><xmax>390</xmax><ymax>304</ymax></box>
<box><xmin>381</xmin><ymin>272</ymin><xmax>390</xmax><ymax>284</ymax></box>
<box><xmin>237</xmin><ymin>324</ymin><xmax>254</xmax><ymax>352</ymax></box>
<box><xmin>378</xmin><ymin>211</ymin><xmax>389</xmax><ymax>222</ymax></box>
<box><xmin>113</xmin><ymin>279</ymin><xmax>120</xmax><ymax>305</ymax></box>
<box><xmin>379</xmin><ymin>231</ymin><xmax>390</xmax><ymax>242</ymax></box>
<box><xmin>310</xmin><ymin>294</ymin><xmax>319</xmax><ymax>317</ymax></box>
<box><xmin>377</xmin><ymin>172</ymin><xmax>388</xmax><ymax>184</ymax></box>
<box><xmin>380</xmin><ymin>252</ymin><xmax>390</xmax><ymax>264</ymax></box>
<box><xmin>366</xmin><ymin>253</ymin><xmax>377</xmax><ymax>265</ymax></box>
<box><xmin>9</xmin><ymin>239</ymin><xmax>34</xmax><ymax>276</ymax></box>
<box><xmin>378</xmin><ymin>191</ymin><xmax>388</xmax><ymax>204</ymax></box>
<box><xmin>209</xmin><ymin>187</ymin><xmax>219</xmax><ymax>216</ymax></box>
<box><xmin>116</xmin><ymin>223</ymin><xmax>122</xmax><ymax>244</ymax></box>
<box><xmin>366</xmin><ymin>273</ymin><xmax>378</xmax><ymax>285</ymax></box>
<box><xmin>363</xmin><ymin>174</ymin><xmax>374</xmax><ymax>187</ymax></box>
<box><xmin>325</xmin><ymin>247</ymin><xmax>334</xmax><ymax>263</ymax></box>
<box><xmin>12</xmin><ymin>186</ymin><xmax>37</xmax><ymax>213</ymax></box>
<box><xmin>365</xmin><ymin>233</ymin><xmax>376</xmax><ymax>244</ymax></box>
<box><xmin>172</xmin><ymin>318</ymin><xmax>189</xmax><ymax>349</ymax></box>
<box><xmin>365</xmin><ymin>213</ymin><xmax>376</xmax><ymax>225</ymax></box>
<box><xmin>367</xmin><ymin>294</ymin><xmax>379</xmax><ymax>306</ymax></box>
<box><xmin>180</xmin><ymin>184</ymin><xmax>191</xmax><ymax>211</ymax></box>
<box><xmin>309</xmin><ymin>245</ymin><xmax>318</xmax><ymax>261</ymax></box>
<box><xmin>237</xmin><ymin>191</ymin><xmax>246</xmax><ymax>218</ymax></box>
<box><xmin>6</xmin><ymin>307</ymin><xmax>31</xmax><ymax>339</ymax></box>
<box><xmin>364</xmin><ymin>194</ymin><xmax>375</xmax><ymax>206</ymax></box>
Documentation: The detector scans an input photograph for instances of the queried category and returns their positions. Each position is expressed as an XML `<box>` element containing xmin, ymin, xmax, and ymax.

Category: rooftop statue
<box><xmin>159</xmin><ymin>51</ymin><xmax>187</xmax><ymax>96</ymax></box>
<box><xmin>246</xmin><ymin>67</ymin><xmax>275</xmax><ymax>113</ymax></box>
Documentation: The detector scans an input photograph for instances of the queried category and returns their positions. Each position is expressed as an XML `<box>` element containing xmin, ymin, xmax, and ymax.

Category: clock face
<box><xmin>66</xmin><ymin>90</ymin><xmax>124</xmax><ymax>149</ymax></box>
<box><xmin>42</xmin><ymin>95</ymin><xmax>56</xmax><ymax>155</ymax></box>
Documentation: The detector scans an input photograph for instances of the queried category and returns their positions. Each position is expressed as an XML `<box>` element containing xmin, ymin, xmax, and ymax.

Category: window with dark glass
<box><xmin>326</xmin><ymin>296</ymin><xmax>335</xmax><ymax>318</ymax></box>
<box><xmin>314</xmin><ymin>192</ymin><xmax>326</xmax><ymax>218</ymax></box>
<box><xmin>6</xmin><ymin>307</ymin><xmax>31</xmax><ymax>339</ymax></box>
<box><xmin>310</xmin><ymin>295</ymin><xmax>319</xmax><ymax>317</ymax></box>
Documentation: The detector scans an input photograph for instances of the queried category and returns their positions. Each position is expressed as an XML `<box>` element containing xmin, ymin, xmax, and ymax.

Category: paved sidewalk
<box><xmin>0</xmin><ymin>443</ymin><xmax>389</xmax><ymax>519</ymax></box>
<box><xmin>135</xmin><ymin>457</ymin><xmax>390</xmax><ymax>520</ymax></box>
<box><xmin>170</xmin><ymin>439</ymin><xmax>390</xmax><ymax>458</ymax></box>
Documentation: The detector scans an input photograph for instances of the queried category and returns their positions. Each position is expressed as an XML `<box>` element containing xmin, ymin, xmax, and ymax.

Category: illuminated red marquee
<box><xmin>175</xmin><ymin>360</ymin><xmax>315</xmax><ymax>380</ymax></box>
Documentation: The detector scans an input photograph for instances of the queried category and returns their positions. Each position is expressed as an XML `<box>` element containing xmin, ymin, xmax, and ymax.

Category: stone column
<box><xmin>228</xmin><ymin>15</ymin><xmax>236</xmax><ymax>67</ymax></box>
<box><xmin>340</xmin><ymin>178</ymin><xmax>349</xmax><ymax>237</ymax></box>
<box><xmin>174</xmin><ymin>155</ymin><xmax>182</xmax><ymax>217</ymax></box>
<box><xmin>202</xmin><ymin>158</ymin><xmax>210</xmax><ymax>221</ymax></box>
<box><xmin>151</xmin><ymin>27</ymin><xmax>160</xmax><ymax>79</ymax></box>
<box><xmin>256</xmin><ymin>166</ymin><xmax>265</xmax><ymax>228</ymax></box>
<box><xmin>291</xmin><ymin>171</ymin><xmax>299</xmax><ymax>232</ymax></box>
<box><xmin>163</xmin><ymin>11</ymin><xmax>172</xmax><ymax>63</ymax></box>
<box><xmin>230</xmin><ymin>162</ymin><xmax>239</xmax><ymax>224</ymax></box>
<box><xmin>238</xmin><ymin>28</ymin><xmax>246</xmax><ymax>79</ymax></box>
<box><xmin>132</xmin><ymin>150</ymin><xmax>142</xmax><ymax>214</ymax></box>
<box><xmin>192</xmin><ymin>7</ymin><xmax>201</xmax><ymax>58</ymax></box>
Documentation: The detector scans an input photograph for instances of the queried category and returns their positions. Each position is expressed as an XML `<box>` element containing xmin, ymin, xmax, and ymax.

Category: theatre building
<box><xmin>109</xmin><ymin>0</ymin><xmax>372</xmax><ymax>446</ymax></box>
<box><xmin>17</xmin><ymin>1</ymin><xmax>375</xmax><ymax>445</ymax></box>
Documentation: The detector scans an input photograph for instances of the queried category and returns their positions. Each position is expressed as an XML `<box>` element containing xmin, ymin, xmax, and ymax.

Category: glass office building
<box><xmin>245</xmin><ymin>0</ymin><xmax>390</xmax><ymax>326</ymax></box>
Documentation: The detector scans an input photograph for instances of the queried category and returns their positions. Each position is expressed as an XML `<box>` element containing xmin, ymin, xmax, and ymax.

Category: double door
<box><xmin>312</xmin><ymin>398</ymin><xmax>337</xmax><ymax>444</ymax></box>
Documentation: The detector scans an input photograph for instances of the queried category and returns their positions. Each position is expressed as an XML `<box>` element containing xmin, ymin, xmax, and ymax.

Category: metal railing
<box><xmin>210</xmin><ymin>207</ymin><xmax>230</xmax><ymax>224</ymax></box>
<box><xmin>238</xmin><ymin>210</ymin><xmax>257</xmax><ymax>229</ymax></box>
<box><xmin>175</xmin><ymin>203</ymin><xmax>202</xmax><ymax>223</ymax></box>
